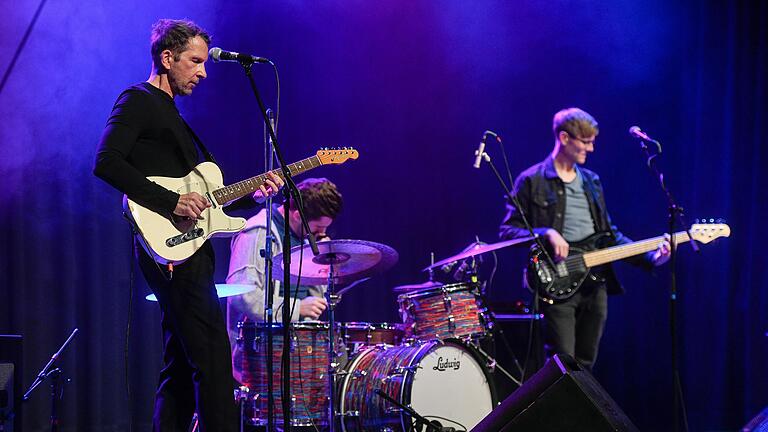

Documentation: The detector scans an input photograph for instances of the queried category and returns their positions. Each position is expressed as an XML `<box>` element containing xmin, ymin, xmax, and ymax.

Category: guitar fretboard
<box><xmin>582</xmin><ymin>231</ymin><xmax>689</xmax><ymax>267</ymax></box>
<box><xmin>212</xmin><ymin>156</ymin><xmax>322</xmax><ymax>205</ymax></box>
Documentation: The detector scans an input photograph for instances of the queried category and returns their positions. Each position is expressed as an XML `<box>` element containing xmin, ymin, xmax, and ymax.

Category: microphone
<box><xmin>628</xmin><ymin>126</ymin><xmax>659</xmax><ymax>143</ymax></box>
<box><xmin>209</xmin><ymin>47</ymin><xmax>270</xmax><ymax>64</ymax></box>
<box><xmin>473</xmin><ymin>134</ymin><xmax>488</xmax><ymax>169</ymax></box>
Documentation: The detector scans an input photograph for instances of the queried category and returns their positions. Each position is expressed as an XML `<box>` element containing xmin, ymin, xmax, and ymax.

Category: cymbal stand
<box><xmin>462</xmin><ymin>265</ymin><xmax>522</xmax><ymax>387</ymax></box>
<box><xmin>325</xmin><ymin>258</ymin><xmax>340</xmax><ymax>432</ymax></box>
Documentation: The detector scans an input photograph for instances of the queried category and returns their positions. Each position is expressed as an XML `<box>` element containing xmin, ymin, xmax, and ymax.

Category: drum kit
<box><xmin>233</xmin><ymin>236</ymin><xmax>534</xmax><ymax>431</ymax></box>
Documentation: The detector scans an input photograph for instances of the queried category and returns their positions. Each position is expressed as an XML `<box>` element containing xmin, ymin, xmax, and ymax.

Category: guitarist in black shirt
<box><xmin>499</xmin><ymin>107</ymin><xmax>670</xmax><ymax>370</ymax></box>
<box><xmin>94</xmin><ymin>19</ymin><xmax>282</xmax><ymax>431</ymax></box>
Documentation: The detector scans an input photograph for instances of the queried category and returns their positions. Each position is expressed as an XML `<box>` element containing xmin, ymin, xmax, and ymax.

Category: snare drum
<box><xmin>338</xmin><ymin>339</ymin><xmax>496</xmax><ymax>432</ymax></box>
<box><xmin>236</xmin><ymin>321</ymin><xmax>344</xmax><ymax>427</ymax></box>
<box><xmin>398</xmin><ymin>282</ymin><xmax>490</xmax><ymax>341</ymax></box>
<box><xmin>342</xmin><ymin>322</ymin><xmax>404</xmax><ymax>350</ymax></box>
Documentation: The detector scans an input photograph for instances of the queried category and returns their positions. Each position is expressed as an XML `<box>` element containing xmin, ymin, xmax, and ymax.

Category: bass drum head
<box><xmin>339</xmin><ymin>340</ymin><xmax>495</xmax><ymax>432</ymax></box>
<box><xmin>406</xmin><ymin>342</ymin><xmax>494</xmax><ymax>431</ymax></box>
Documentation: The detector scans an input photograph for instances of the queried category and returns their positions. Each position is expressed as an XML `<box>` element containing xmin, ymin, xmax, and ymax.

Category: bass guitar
<box><xmin>526</xmin><ymin>223</ymin><xmax>730</xmax><ymax>302</ymax></box>
<box><xmin>124</xmin><ymin>148</ymin><xmax>359</xmax><ymax>264</ymax></box>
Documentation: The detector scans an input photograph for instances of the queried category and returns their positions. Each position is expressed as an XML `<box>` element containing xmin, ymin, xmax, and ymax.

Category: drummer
<box><xmin>225</xmin><ymin>178</ymin><xmax>343</xmax><ymax>361</ymax></box>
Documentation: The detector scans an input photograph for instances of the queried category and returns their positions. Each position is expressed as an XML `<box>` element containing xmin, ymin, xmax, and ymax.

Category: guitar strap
<box><xmin>180</xmin><ymin>116</ymin><xmax>218</xmax><ymax>165</ymax></box>
<box><xmin>579</xmin><ymin>167</ymin><xmax>611</xmax><ymax>240</ymax></box>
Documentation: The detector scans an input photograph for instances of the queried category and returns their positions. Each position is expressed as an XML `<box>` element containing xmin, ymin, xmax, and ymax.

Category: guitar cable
<box><xmin>126</xmin><ymin>227</ymin><xmax>136</xmax><ymax>432</ymax></box>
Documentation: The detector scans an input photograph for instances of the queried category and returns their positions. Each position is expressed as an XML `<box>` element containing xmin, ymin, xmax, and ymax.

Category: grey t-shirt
<box><xmin>562</xmin><ymin>170</ymin><xmax>596</xmax><ymax>242</ymax></box>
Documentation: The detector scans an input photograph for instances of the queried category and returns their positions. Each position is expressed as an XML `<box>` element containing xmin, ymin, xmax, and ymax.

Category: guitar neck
<box><xmin>212</xmin><ymin>155</ymin><xmax>322</xmax><ymax>205</ymax></box>
<box><xmin>582</xmin><ymin>230</ymin><xmax>689</xmax><ymax>267</ymax></box>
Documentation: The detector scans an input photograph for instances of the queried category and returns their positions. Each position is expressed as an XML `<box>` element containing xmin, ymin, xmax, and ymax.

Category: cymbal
<box><xmin>145</xmin><ymin>284</ymin><xmax>254</xmax><ymax>302</ymax></box>
<box><xmin>424</xmin><ymin>236</ymin><xmax>536</xmax><ymax>271</ymax></box>
<box><xmin>392</xmin><ymin>280</ymin><xmax>444</xmax><ymax>293</ymax></box>
<box><xmin>273</xmin><ymin>239</ymin><xmax>398</xmax><ymax>285</ymax></box>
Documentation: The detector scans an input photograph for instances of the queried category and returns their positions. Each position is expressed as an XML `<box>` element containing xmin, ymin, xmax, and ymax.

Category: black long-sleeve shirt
<box><xmin>94</xmin><ymin>82</ymin><xmax>201</xmax><ymax>216</ymax></box>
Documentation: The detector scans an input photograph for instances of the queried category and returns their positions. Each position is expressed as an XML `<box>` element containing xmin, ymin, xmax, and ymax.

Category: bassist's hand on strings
<box><xmin>253</xmin><ymin>172</ymin><xmax>284</xmax><ymax>202</ymax></box>
<box><xmin>174</xmin><ymin>192</ymin><xmax>211</xmax><ymax>220</ymax></box>
<box><xmin>651</xmin><ymin>235</ymin><xmax>672</xmax><ymax>266</ymax></box>
<box><xmin>544</xmin><ymin>228</ymin><xmax>570</xmax><ymax>262</ymax></box>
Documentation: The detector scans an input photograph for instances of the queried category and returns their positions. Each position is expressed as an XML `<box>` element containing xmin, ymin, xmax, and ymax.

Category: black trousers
<box><xmin>139</xmin><ymin>242</ymin><xmax>238</xmax><ymax>431</ymax></box>
<box><xmin>541</xmin><ymin>283</ymin><xmax>608</xmax><ymax>371</ymax></box>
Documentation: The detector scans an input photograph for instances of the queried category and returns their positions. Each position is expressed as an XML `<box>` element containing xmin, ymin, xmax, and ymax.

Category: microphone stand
<box><xmin>635</xmin><ymin>137</ymin><xmax>696</xmax><ymax>432</ymax></box>
<box><xmin>238</xmin><ymin>58</ymin><xmax>319</xmax><ymax>431</ymax></box>
<box><xmin>23</xmin><ymin>328</ymin><xmax>78</xmax><ymax>432</ymax></box>
<box><xmin>475</xmin><ymin>140</ymin><xmax>553</xmax><ymax>381</ymax></box>
<box><xmin>263</xmin><ymin>109</ymin><xmax>276</xmax><ymax>432</ymax></box>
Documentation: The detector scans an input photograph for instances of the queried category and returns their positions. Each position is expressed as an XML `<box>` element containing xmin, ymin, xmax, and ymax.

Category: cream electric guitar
<box><xmin>124</xmin><ymin>148</ymin><xmax>359</xmax><ymax>264</ymax></box>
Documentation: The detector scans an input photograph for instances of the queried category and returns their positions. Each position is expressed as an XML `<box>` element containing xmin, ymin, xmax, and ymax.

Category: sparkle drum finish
<box><xmin>236</xmin><ymin>321</ymin><xmax>344</xmax><ymax>427</ymax></box>
<box><xmin>398</xmin><ymin>282</ymin><xmax>490</xmax><ymax>341</ymax></box>
<box><xmin>338</xmin><ymin>340</ymin><xmax>496</xmax><ymax>432</ymax></box>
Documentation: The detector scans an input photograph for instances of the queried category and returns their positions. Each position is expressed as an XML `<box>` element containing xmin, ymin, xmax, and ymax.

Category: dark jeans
<box><xmin>139</xmin><ymin>242</ymin><xmax>238</xmax><ymax>432</ymax></box>
<box><xmin>541</xmin><ymin>283</ymin><xmax>608</xmax><ymax>371</ymax></box>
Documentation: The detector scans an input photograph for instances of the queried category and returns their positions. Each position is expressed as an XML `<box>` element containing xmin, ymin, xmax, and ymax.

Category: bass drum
<box><xmin>338</xmin><ymin>340</ymin><xmax>496</xmax><ymax>432</ymax></box>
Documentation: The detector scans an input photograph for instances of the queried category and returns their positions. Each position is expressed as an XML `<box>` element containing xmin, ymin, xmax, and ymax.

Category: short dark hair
<box><xmin>552</xmin><ymin>107</ymin><xmax>599</xmax><ymax>140</ymax></box>
<box><xmin>150</xmin><ymin>19</ymin><xmax>211</xmax><ymax>70</ymax></box>
<box><xmin>289</xmin><ymin>178</ymin><xmax>343</xmax><ymax>221</ymax></box>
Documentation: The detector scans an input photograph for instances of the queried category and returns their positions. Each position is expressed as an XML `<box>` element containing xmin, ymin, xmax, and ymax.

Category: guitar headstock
<box><xmin>317</xmin><ymin>147</ymin><xmax>359</xmax><ymax>165</ymax></box>
<box><xmin>689</xmin><ymin>222</ymin><xmax>731</xmax><ymax>244</ymax></box>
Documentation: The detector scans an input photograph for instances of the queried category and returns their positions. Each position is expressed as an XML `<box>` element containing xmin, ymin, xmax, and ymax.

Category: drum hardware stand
<box><xmin>262</xmin><ymin>108</ymin><xmax>277</xmax><ymax>432</ymax></box>
<box><xmin>23</xmin><ymin>328</ymin><xmax>78</xmax><ymax>432</ymax></box>
<box><xmin>325</xmin><ymin>259</ymin><xmax>341</xmax><ymax>432</ymax></box>
<box><xmin>372</xmin><ymin>389</ymin><xmax>450</xmax><ymax>432</ymax></box>
<box><xmin>463</xmin><ymin>339</ymin><xmax>522</xmax><ymax>387</ymax></box>
<box><xmin>238</xmin><ymin>58</ymin><xmax>321</xmax><ymax>431</ymax></box>
<box><xmin>633</xmin><ymin>130</ymin><xmax>696</xmax><ymax>432</ymax></box>
<box><xmin>235</xmin><ymin>386</ymin><xmax>250</xmax><ymax>432</ymax></box>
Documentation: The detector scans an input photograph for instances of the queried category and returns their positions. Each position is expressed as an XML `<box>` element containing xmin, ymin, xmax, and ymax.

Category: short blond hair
<box><xmin>552</xmin><ymin>107</ymin><xmax>599</xmax><ymax>139</ymax></box>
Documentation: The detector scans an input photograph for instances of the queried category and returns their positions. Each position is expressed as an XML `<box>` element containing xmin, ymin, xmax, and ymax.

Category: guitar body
<box><xmin>524</xmin><ymin>223</ymin><xmax>730</xmax><ymax>302</ymax></box>
<box><xmin>122</xmin><ymin>148</ymin><xmax>359</xmax><ymax>265</ymax></box>
<box><xmin>124</xmin><ymin>162</ymin><xmax>246</xmax><ymax>265</ymax></box>
<box><xmin>525</xmin><ymin>232</ymin><xmax>613</xmax><ymax>302</ymax></box>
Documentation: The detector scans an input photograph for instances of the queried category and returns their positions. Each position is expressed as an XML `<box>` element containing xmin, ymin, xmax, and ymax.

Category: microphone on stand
<box><xmin>473</xmin><ymin>131</ymin><xmax>502</xmax><ymax>169</ymax></box>
<box><xmin>628</xmin><ymin>126</ymin><xmax>662</xmax><ymax>152</ymax></box>
<box><xmin>209</xmin><ymin>47</ymin><xmax>271</xmax><ymax>64</ymax></box>
<box><xmin>629</xmin><ymin>126</ymin><xmax>660</xmax><ymax>143</ymax></box>
<box><xmin>473</xmin><ymin>135</ymin><xmax>487</xmax><ymax>169</ymax></box>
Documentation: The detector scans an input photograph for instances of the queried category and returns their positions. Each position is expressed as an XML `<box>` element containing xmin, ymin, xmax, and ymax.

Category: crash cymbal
<box><xmin>392</xmin><ymin>280</ymin><xmax>444</xmax><ymax>293</ymax></box>
<box><xmin>273</xmin><ymin>239</ymin><xmax>398</xmax><ymax>285</ymax></box>
<box><xmin>145</xmin><ymin>284</ymin><xmax>254</xmax><ymax>302</ymax></box>
<box><xmin>424</xmin><ymin>236</ymin><xmax>536</xmax><ymax>271</ymax></box>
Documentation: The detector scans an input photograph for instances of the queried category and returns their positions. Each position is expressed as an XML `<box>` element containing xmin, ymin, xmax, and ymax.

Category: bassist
<box><xmin>499</xmin><ymin>107</ymin><xmax>670</xmax><ymax>370</ymax></box>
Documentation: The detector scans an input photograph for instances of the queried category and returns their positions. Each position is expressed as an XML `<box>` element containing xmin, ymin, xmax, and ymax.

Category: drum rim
<box><xmin>396</xmin><ymin>282</ymin><xmax>479</xmax><ymax>300</ymax></box>
<box><xmin>237</xmin><ymin>321</ymin><xmax>333</xmax><ymax>330</ymax></box>
<box><xmin>342</xmin><ymin>321</ymin><xmax>403</xmax><ymax>331</ymax></box>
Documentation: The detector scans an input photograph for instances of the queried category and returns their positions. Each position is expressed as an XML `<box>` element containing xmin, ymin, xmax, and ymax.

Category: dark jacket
<box><xmin>499</xmin><ymin>156</ymin><xmax>652</xmax><ymax>295</ymax></box>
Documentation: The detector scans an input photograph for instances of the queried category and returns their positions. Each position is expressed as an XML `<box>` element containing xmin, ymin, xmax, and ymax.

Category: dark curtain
<box><xmin>1</xmin><ymin>1</ymin><xmax>765</xmax><ymax>431</ymax></box>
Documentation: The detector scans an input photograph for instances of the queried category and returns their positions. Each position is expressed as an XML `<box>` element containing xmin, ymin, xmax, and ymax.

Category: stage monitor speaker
<box><xmin>743</xmin><ymin>406</ymin><xmax>768</xmax><ymax>432</ymax></box>
<box><xmin>472</xmin><ymin>353</ymin><xmax>638</xmax><ymax>432</ymax></box>
<box><xmin>0</xmin><ymin>335</ymin><xmax>22</xmax><ymax>432</ymax></box>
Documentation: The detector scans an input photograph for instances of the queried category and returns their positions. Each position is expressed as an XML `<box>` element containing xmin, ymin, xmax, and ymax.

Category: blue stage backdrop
<box><xmin>0</xmin><ymin>1</ymin><xmax>765</xmax><ymax>430</ymax></box>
